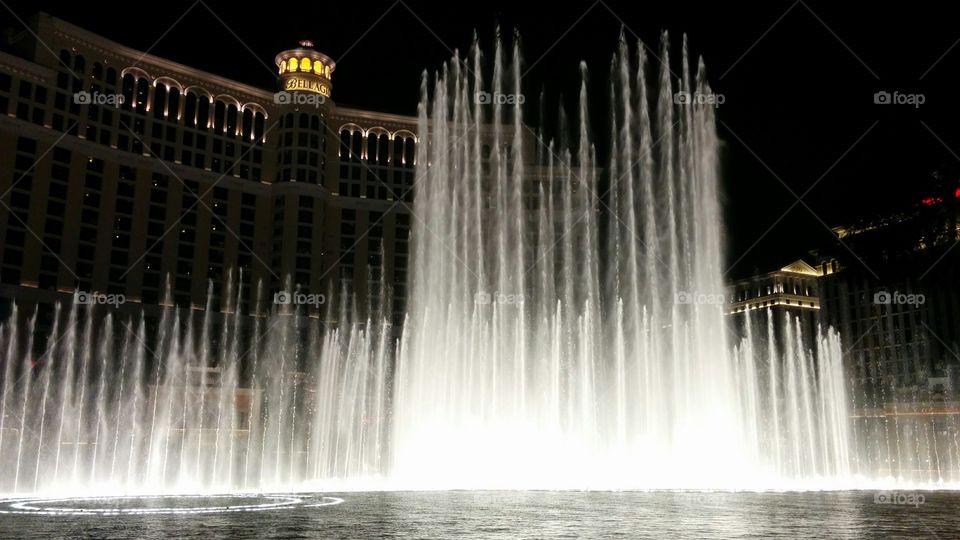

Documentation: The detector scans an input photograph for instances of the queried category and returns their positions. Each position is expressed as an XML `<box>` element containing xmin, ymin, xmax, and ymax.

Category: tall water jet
<box><xmin>390</xmin><ymin>32</ymin><xmax>852</xmax><ymax>490</ymax></box>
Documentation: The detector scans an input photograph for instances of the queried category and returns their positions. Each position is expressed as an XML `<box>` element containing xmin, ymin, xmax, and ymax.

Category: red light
<box><xmin>955</xmin><ymin>187</ymin><xmax>960</xmax><ymax>199</ymax></box>
<box><xmin>921</xmin><ymin>197</ymin><xmax>942</xmax><ymax>206</ymax></box>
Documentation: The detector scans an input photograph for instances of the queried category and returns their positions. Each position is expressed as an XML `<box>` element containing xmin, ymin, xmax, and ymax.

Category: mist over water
<box><xmin>0</xmin><ymin>32</ymin><xmax>957</xmax><ymax>495</ymax></box>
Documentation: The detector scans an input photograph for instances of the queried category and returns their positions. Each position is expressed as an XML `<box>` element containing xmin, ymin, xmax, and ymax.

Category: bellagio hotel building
<box><xmin>0</xmin><ymin>13</ymin><xmax>416</xmax><ymax>325</ymax></box>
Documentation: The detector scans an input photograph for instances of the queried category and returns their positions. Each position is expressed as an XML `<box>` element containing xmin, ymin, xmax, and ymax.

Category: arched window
<box><xmin>340</xmin><ymin>130</ymin><xmax>351</xmax><ymax>159</ymax></box>
<box><xmin>393</xmin><ymin>138</ymin><xmax>404</xmax><ymax>166</ymax></box>
<box><xmin>366</xmin><ymin>133</ymin><xmax>378</xmax><ymax>161</ymax></box>
<box><xmin>105</xmin><ymin>67</ymin><xmax>117</xmax><ymax>86</ymax></box>
<box><xmin>226</xmin><ymin>103</ymin><xmax>238</xmax><ymax>135</ymax></box>
<box><xmin>310</xmin><ymin>115</ymin><xmax>320</xmax><ymax>131</ymax></box>
<box><xmin>184</xmin><ymin>92</ymin><xmax>197</xmax><ymax>126</ymax></box>
<box><xmin>92</xmin><ymin>62</ymin><xmax>103</xmax><ymax>80</ymax></box>
<box><xmin>214</xmin><ymin>100</ymin><xmax>226</xmax><ymax>131</ymax></box>
<box><xmin>242</xmin><ymin>109</ymin><xmax>253</xmax><ymax>138</ymax></box>
<box><xmin>287</xmin><ymin>58</ymin><xmax>298</xmax><ymax>72</ymax></box>
<box><xmin>135</xmin><ymin>78</ymin><xmax>149</xmax><ymax>113</ymax></box>
<box><xmin>350</xmin><ymin>131</ymin><xmax>362</xmax><ymax>162</ymax></box>
<box><xmin>299</xmin><ymin>58</ymin><xmax>311</xmax><ymax>71</ymax></box>
<box><xmin>121</xmin><ymin>74</ymin><xmax>135</xmax><ymax>111</ymax></box>
<box><xmin>73</xmin><ymin>54</ymin><xmax>86</xmax><ymax>74</ymax></box>
<box><xmin>254</xmin><ymin>113</ymin><xmax>265</xmax><ymax>142</ymax></box>
<box><xmin>153</xmin><ymin>84</ymin><xmax>167</xmax><ymax>118</ymax></box>
<box><xmin>168</xmin><ymin>87</ymin><xmax>181</xmax><ymax>120</ymax></box>
<box><xmin>404</xmin><ymin>138</ymin><xmax>416</xmax><ymax>166</ymax></box>
<box><xmin>59</xmin><ymin>49</ymin><xmax>71</xmax><ymax>70</ymax></box>
<box><xmin>377</xmin><ymin>134</ymin><xmax>389</xmax><ymax>164</ymax></box>
<box><xmin>197</xmin><ymin>96</ymin><xmax>210</xmax><ymax>130</ymax></box>
<box><xmin>299</xmin><ymin>113</ymin><xmax>308</xmax><ymax>129</ymax></box>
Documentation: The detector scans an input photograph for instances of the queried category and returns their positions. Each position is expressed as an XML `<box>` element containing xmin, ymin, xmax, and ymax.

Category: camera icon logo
<box><xmin>874</xmin><ymin>91</ymin><xmax>891</xmax><ymax>105</ymax></box>
<box><xmin>475</xmin><ymin>91</ymin><xmax>491</xmax><ymax>105</ymax></box>
<box><xmin>474</xmin><ymin>291</ymin><xmax>491</xmax><ymax>304</ymax></box>
<box><xmin>274</xmin><ymin>291</ymin><xmax>291</xmax><ymax>305</ymax></box>
<box><xmin>74</xmin><ymin>91</ymin><xmax>91</xmax><ymax>105</ymax></box>
<box><xmin>74</xmin><ymin>291</ymin><xmax>91</xmax><ymax>304</ymax></box>
<box><xmin>873</xmin><ymin>291</ymin><xmax>892</xmax><ymax>304</ymax></box>
<box><xmin>673</xmin><ymin>91</ymin><xmax>691</xmax><ymax>105</ymax></box>
<box><xmin>674</xmin><ymin>291</ymin><xmax>691</xmax><ymax>304</ymax></box>
<box><xmin>273</xmin><ymin>91</ymin><xmax>292</xmax><ymax>105</ymax></box>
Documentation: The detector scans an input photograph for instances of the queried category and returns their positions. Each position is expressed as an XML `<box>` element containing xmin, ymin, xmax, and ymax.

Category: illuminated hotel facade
<box><xmin>728</xmin><ymin>183</ymin><xmax>960</xmax><ymax>411</ymax></box>
<box><xmin>0</xmin><ymin>13</ymin><xmax>416</xmax><ymax>324</ymax></box>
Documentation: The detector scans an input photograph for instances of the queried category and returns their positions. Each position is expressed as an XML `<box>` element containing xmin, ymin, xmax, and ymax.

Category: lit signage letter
<box><xmin>283</xmin><ymin>76</ymin><xmax>330</xmax><ymax>97</ymax></box>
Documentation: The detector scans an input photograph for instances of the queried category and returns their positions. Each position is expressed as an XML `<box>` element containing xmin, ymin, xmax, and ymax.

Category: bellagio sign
<box><xmin>283</xmin><ymin>76</ymin><xmax>330</xmax><ymax>97</ymax></box>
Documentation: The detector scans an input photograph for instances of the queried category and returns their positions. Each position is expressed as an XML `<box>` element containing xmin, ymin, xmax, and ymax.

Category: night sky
<box><xmin>2</xmin><ymin>0</ymin><xmax>958</xmax><ymax>279</ymax></box>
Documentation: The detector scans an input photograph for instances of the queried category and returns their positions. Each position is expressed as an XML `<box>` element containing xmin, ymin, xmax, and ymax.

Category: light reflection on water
<box><xmin>1</xmin><ymin>491</ymin><xmax>958</xmax><ymax>539</ymax></box>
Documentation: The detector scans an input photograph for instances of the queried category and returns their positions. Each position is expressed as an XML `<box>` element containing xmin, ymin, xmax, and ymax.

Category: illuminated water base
<box><xmin>0</xmin><ymin>33</ymin><xmax>958</xmax><ymax>496</ymax></box>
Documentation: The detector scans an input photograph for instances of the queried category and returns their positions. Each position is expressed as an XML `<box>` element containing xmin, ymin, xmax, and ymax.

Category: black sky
<box><xmin>2</xmin><ymin>0</ymin><xmax>958</xmax><ymax>279</ymax></box>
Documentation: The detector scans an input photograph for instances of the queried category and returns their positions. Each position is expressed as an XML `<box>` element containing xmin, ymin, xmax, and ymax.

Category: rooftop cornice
<box><xmin>330</xmin><ymin>105</ymin><xmax>417</xmax><ymax>126</ymax></box>
<box><xmin>0</xmin><ymin>49</ymin><xmax>56</xmax><ymax>82</ymax></box>
<box><xmin>36</xmin><ymin>13</ymin><xmax>275</xmax><ymax>103</ymax></box>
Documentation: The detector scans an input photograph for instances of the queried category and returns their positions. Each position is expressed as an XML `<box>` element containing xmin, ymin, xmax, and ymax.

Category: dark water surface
<box><xmin>0</xmin><ymin>490</ymin><xmax>957</xmax><ymax>539</ymax></box>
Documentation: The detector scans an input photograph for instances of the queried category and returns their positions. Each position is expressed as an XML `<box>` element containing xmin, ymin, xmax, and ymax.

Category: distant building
<box><xmin>727</xmin><ymin>259</ymin><xmax>826</xmax><ymax>314</ymax></box>
<box><xmin>817</xmin><ymin>178</ymin><xmax>960</xmax><ymax>405</ymax></box>
<box><xmin>726</xmin><ymin>259</ymin><xmax>831</xmax><ymax>351</ymax></box>
<box><xmin>726</xmin><ymin>229</ymin><xmax>960</xmax><ymax>479</ymax></box>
